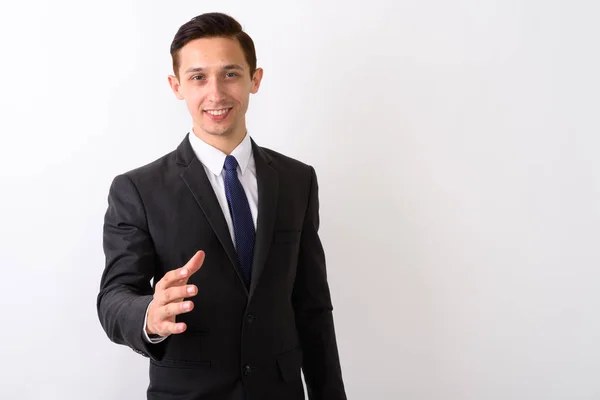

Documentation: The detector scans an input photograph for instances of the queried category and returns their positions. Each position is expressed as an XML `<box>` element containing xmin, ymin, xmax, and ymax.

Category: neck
<box><xmin>192</xmin><ymin>127</ymin><xmax>246</xmax><ymax>155</ymax></box>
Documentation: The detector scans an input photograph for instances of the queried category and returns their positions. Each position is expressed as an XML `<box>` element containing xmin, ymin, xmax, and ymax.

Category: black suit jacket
<box><xmin>97</xmin><ymin>135</ymin><xmax>346</xmax><ymax>400</ymax></box>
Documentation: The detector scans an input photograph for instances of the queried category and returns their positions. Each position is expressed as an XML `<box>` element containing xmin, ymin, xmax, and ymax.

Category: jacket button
<box><xmin>243</xmin><ymin>365</ymin><xmax>253</xmax><ymax>376</ymax></box>
<box><xmin>246</xmin><ymin>314</ymin><xmax>256</xmax><ymax>324</ymax></box>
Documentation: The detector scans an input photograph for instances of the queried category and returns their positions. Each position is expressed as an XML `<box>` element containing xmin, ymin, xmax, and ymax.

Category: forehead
<box><xmin>177</xmin><ymin>37</ymin><xmax>248</xmax><ymax>71</ymax></box>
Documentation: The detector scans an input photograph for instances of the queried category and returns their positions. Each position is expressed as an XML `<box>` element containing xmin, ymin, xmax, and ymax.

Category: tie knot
<box><xmin>224</xmin><ymin>155</ymin><xmax>239</xmax><ymax>171</ymax></box>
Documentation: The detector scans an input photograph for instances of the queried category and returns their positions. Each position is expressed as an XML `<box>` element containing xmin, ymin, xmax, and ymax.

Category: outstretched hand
<box><xmin>145</xmin><ymin>250</ymin><xmax>205</xmax><ymax>337</ymax></box>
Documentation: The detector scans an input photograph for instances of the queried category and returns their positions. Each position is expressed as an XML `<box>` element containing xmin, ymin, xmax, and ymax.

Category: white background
<box><xmin>1</xmin><ymin>0</ymin><xmax>599</xmax><ymax>399</ymax></box>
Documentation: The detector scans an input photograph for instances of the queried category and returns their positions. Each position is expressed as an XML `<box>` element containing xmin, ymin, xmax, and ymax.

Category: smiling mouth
<box><xmin>204</xmin><ymin>108</ymin><xmax>231</xmax><ymax>116</ymax></box>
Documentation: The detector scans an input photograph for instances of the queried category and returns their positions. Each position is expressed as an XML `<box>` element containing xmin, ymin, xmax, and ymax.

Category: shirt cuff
<box><xmin>143</xmin><ymin>300</ymin><xmax>169</xmax><ymax>344</ymax></box>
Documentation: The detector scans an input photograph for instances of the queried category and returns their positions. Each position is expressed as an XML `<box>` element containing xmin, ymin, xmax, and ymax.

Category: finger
<box><xmin>156</xmin><ymin>251</ymin><xmax>205</xmax><ymax>291</ymax></box>
<box><xmin>158</xmin><ymin>284</ymin><xmax>197</xmax><ymax>305</ymax></box>
<box><xmin>160</xmin><ymin>300</ymin><xmax>194</xmax><ymax>319</ymax></box>
<box><xmin>179</xmin><ymin>250</ymin><xmax>205</xmax><ymax>281</ymax></box>
<box><xmin>158</xmin><ymin>321</ymin><xmax>187</xmax><ymax>336</ymax></box>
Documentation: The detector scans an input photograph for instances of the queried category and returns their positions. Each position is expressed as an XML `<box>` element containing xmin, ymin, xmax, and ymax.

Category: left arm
<box><xmin>292</xmin><ymin>166</ymin><xmax>347</xmax><ymax>400</ymax></box>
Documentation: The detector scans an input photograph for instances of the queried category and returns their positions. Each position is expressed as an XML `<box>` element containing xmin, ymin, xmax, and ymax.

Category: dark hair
<box><xmin>170</xmin><ymin>13</ymin><xmax>257</xmax><ymax>78</ymax></box>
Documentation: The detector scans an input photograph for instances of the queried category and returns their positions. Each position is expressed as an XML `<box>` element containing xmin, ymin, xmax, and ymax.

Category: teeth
<box><xmin>207</xmin><ymin>109</ymin><xmax>229</xmax><ymax>116</ymax></box>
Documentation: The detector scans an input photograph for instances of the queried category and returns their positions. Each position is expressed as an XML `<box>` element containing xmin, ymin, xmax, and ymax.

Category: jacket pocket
<box><xmin>276</xmin><ymin>348</ymin><xmax>303</xmax><ymax>383</ymax></box>
<box><xmin>151</xmin><ymin>357</ymin><xmax>211</xmax><ymax>369</ymax></box>
<box><xmin>184</xmin><ymin>327</ymin><xmax>210</xmax><ymax>337</ymax></box>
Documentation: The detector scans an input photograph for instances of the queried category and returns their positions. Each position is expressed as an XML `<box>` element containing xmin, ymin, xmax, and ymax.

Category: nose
<box><xmin>206</xmin><ymin>77</ymin><xmax>226</xmax><ymax>104</ymax></box>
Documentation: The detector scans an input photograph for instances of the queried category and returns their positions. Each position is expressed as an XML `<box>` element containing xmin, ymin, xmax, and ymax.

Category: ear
<box><xmin>168</xmin><ymin>75</ymin><xmax>185</xmax><ymax>100</ymax></box>
<box><xmin>250</xmin><ymin>68</ymin><xmax>264</xmax><ymax>94</ymax></box>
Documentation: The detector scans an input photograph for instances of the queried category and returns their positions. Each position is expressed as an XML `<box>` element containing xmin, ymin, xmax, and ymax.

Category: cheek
<box><xmin>240</xmin><ymin>93</ymin><xmax>251</xmax><ymax>109</ymax></box>
<box><xmin>185</xmin><ymin>91</ymin><xmax>205</xmax><ymax>112</ymax></box>
<box><xmin>231</xmin><ymin>89</ymin><xmax>250</xmax><ymax>107</ymax></box>
<box><xmin>227</xmin><ymin>83</ymin><xmax>251</xmax><ymax>103</ymax></box>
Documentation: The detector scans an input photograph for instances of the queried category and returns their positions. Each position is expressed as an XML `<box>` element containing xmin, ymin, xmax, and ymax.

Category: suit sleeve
<box><xmin>97</xmin><ymin>174</ymin><xmax>168</xmax><ymax>360</ymax></box>
<box><xmin>292</xmin><ymin>167</ymin><xmax>347</xmax><ymax>400</ymax></box>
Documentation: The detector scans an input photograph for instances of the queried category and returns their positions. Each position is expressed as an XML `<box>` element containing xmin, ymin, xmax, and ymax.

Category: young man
<box><xmin>97</xmin><ymin>12</ymin><xmax>347</xmax><ymax>400</ymax></box>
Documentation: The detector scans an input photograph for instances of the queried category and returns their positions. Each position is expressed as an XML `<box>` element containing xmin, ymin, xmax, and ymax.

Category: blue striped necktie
<box><xmin>223</xmin><ymin>155</ymin><xmax>255</xmax><ymax>287</ymax></box>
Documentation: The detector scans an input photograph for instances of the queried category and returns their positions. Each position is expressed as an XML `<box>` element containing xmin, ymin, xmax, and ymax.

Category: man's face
<box><xmin>169</xmin><ymin>37</ymin><xmax>263</xmax><ymax>140</ymax></box>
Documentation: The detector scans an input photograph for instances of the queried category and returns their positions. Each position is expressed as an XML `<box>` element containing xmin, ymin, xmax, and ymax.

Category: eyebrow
<box><xmin>184</xmin><ymin>64</ymin><xmax>245</xmax><ymax>74</ymax></box>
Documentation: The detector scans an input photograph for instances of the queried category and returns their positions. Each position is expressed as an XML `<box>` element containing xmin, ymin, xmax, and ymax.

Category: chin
<box><xmin>205</xmin><ymin>127</ymin><xmax>234</xmax><ymax>137</ymax></box>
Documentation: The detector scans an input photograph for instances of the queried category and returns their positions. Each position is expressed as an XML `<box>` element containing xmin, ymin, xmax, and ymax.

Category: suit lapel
<box><xmin>177</xmin><ymin>136</ymin><xmax>249</xmax><ymax>295</ymax></box>
<box><xmin>249</xmin><ymin>141</ymin><xmax>278</xmax><ymax>299</ymax></box>
<box><xmin>175</xmin><ymin>135</ymin><xmax>279</xmax><ymax>299</ymax></box>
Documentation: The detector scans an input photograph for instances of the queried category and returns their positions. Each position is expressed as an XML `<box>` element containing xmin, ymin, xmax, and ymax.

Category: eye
<box><xmin>225</xmin><ymin>72</ymin><xmax>239</xmax><ymax>78</ymax></box>
<box><xmin>191</xmin><ymin>75</ymin><xmax>205</xmax><ymax>81</ymax></box>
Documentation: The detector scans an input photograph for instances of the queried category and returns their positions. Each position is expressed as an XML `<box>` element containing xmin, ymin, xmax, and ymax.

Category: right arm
<box><xmin>97</xmin><ymin>174</ymin><xmax>167</xmax><ymax>360</ymax></box>
<box><xmin>97</xmin><ymin>174</ymin><xmax>204</xmax><ymax>359</ymax></box>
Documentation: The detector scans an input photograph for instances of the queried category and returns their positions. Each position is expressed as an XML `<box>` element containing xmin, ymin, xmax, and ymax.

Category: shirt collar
<box><xmin>188</xmin><ymin>129</ymin><xmax>253</xmax><ymax>176</ymax></box>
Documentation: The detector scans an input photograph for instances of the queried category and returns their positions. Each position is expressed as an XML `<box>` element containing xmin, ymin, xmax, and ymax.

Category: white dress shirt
<box><xmin>143</xmin><ymin>130</ymin><xmax>259</xmax><ymax>343</ymax></box>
